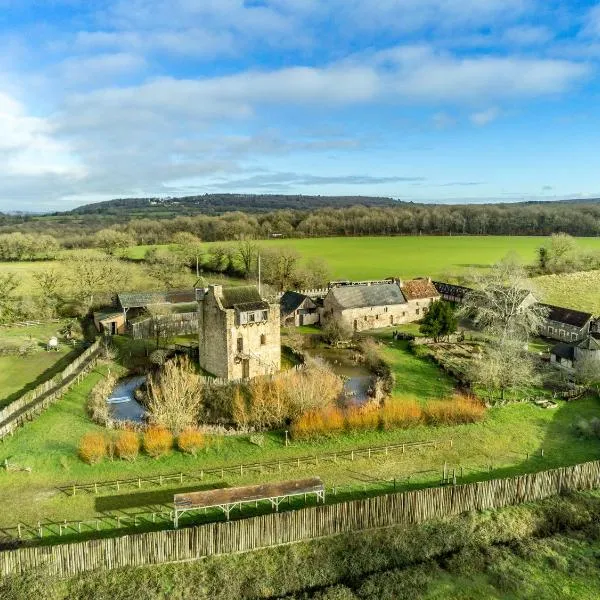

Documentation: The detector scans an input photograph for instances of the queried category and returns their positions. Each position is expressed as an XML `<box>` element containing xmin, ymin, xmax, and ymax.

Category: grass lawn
<box><xmin>532</xmin><ymin>270</ymin><xmax>600</xmax><ymax>315</ymax></box>
<box><xmin>0</xmin><ymin>322</ymin><xmax>84</xmax><ymax>408</ymax></box>
<box><xmin>0</xmin><ymin>337</ymin><xmax>599</xmax><ymax>534</ymax></box>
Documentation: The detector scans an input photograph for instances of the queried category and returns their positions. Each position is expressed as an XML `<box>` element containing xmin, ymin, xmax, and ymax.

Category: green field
<box><xmin>208</xmin><ymin>235</ymin><xmax>600</xmax><ymax>280</ymax></box>
<box><xmin>0</xmin><ymin>322</ymin><xmax>81</xmax><ymax>408</ymax></box>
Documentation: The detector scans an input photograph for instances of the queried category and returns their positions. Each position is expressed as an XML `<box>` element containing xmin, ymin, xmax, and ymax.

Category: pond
<box><xmin>305</xmin><ymin>347</ymin><xmax>373</xmax><ymax>405</ymax></box>
<box><xmin>107</xmin><ymin>375</ymin><xmax>147</xmax><ymax>423</ymax></box>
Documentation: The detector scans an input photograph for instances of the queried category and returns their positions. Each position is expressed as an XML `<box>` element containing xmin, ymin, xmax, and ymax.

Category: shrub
<box><xmin>321</xmin><ymin>406</ymin><xmax>345</xmax><ymax>435</ymax></box>
<box><xmin>177</xmin><ymin>428</ymin><xmax>204</xmax><ymax>455</ymax></box>
<box><xmin>381</xmin><ymin>399</ymin><xmax>423</xmax><ymax>430</ymax></box>
<box><xmin>291</xmin><ymin>410</ymin><xmax>326</xmax><ymax>440</ymax></box>
<box><xmin>575</xmin><ymin>417</ymin><xmax>600</xmax><ymax>439</ymax></box>
<box><xmin>114</xmin><ymin>430</ymin><xmax>140</xmax><ymax>461</ymax></box>
<box><xmin>78</xmin><ymin>432</ymin><xmax>107</xmax><ymax>464</ymax></box>
<box><xmin>345</xmin><ymin>406</ymin><xmax>380</xmax><ymax>432</ymax></box>
<box><xmin>143</xmin><ymin>426</ymin><xmax>173</xmax><ymax>457</ymax></box>
<box><xmin>249</xmin><ymin>433</ymin><xmax>265</xmax><ymax>447</ymax></box>
<box><xmin>424</xmin><ymin>395</ymin><xmax>485</xmax><ymax>426</ymax></box>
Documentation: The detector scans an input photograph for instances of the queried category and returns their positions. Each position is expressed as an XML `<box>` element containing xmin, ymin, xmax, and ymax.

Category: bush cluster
<box><xmin>78</xmin><ymin>426</ymin><xmax>207</xmax><ymax>463</ymax></box>
<box><xmin>291</xmin><ymin>395</ymin><xmax>485</xmax><ymax>440</ymax></box>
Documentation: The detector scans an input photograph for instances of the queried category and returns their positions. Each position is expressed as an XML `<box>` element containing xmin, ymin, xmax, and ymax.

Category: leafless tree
<box><xmin>147</xmin><ymin>356</ymin><xmax>203</xmax><ymax>434</ymax></box>
<box><xmin>236</xmin><ymin>239</ymin><xmax>259</xmax><ymax>278</ymax></box>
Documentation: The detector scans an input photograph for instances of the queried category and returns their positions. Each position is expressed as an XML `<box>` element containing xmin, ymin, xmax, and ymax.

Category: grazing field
<box><xmin>0</xmin><ymin>322</ymin><xmax>79</xmax><ymax>408</ymax></box>
<box><xmin>0</xmin><ymin>338</ymin><xmax>599</xmax><ymax>531</ymax></box>
<box><xmin>532</xmin><ymin>270</ymin><xmax>600</xmax><ymax>315</ymax></box>
<box><xmin>240</xmin><ymin>236</ymin><xmax>600</xmax><ymax>280</ymax></box>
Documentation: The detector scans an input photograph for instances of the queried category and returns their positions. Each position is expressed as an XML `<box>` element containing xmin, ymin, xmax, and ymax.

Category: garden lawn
<box><xmin>0</xmin><ymin>341</ymin><xmax>599</xmax><ymax>531</ymax></box>
<box><xmin>0</xmin><ymin>321</ymin><xmax>80</xmax><ymax>408</ymax></box>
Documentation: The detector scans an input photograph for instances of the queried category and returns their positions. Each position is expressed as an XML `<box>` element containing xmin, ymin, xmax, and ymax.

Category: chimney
<box><xmin>209</xmin><ymin>284</ymin><xmax>223</xmax><ymax>299</ymax></box>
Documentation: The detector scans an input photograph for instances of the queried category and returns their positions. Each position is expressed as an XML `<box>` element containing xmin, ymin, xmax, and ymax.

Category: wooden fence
<box><xmin>59</xmin><ymin>438</ymin><xmax>446</xmax><ymax>496</ymax></box>
<box><xmin>1</xmin><ymin>459</ymin><xmax>599</xmax><ymax>577</ymax></box>
<box><xmin>130</xmin><ymin>312</ymin><xmax>198</xmax><ymax>340</ymax></box>
<box><xmin>0</xmin><ymin>339</ymin><xmax>103</xmax><ymax>440</ymax></box>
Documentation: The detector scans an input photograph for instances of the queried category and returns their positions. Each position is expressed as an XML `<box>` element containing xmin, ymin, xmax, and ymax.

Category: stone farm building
<box><xmin>197</xmin><ymin>285</ymin><xmax>281</xmax><ymax>380</ymax></box>
<box><xmin>322</xmin><ymin>278</ymin><xmax>439</xmax><ymax>332</ymax></box>
<box><xmin>538</xmin><ymin>304</ymin><xmax>593</xmax><ymax>343</ymax></box>
<box><xmin>550</xmin><ymin>332</ymin><xmax>600</xmax><ymax>370</ymax></box>
<box><xmin>280</xmin><ymin>291</ymin><xmax>320</xmax><ymax>327</ymax></box>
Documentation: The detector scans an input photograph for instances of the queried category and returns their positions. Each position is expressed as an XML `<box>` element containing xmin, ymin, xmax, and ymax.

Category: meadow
<box><xmin>0</xmin><ymin>321</ymin><xmax>79</xmax><ymax>408</ymax></box>
<box><xmin>214</xmin><ymin>235</ymin><xmax>600</xmax><ymax>280</ymax></box>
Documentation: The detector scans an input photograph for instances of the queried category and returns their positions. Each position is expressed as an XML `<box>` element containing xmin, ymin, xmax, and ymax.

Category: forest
<box><xmin>0</xmin><ymin>196</ymin><xmax>600</xmax><ymax>249</ymax></box>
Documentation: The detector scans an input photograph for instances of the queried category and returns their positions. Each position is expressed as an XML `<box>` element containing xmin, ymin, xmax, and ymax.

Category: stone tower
<box><xmin>197</xmin><ymin>284</ymin><xmax>281</xmax><ymax>380</ymax></box>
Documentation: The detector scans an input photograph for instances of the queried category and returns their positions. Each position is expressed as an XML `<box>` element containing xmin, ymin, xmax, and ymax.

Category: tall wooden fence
<box><xmin>2</xmin><ymin>459</ymin><xmax>599</xmax><ymax>578</ymax></box>
<box><xmin>0</xmin><ymin>339</ymin><xmax>102</xmax><ymax>440</ymax></box>
<box><xmin>130</xmin><ymin>312</ymin><xmax>198</xmax><ymax>340</ymax></box>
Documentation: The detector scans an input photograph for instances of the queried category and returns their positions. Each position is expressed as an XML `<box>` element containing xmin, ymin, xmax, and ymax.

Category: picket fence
<box><xmin>1</xmin><ymin>459</ymin><xmax>599</xmax><ymax>578</ymax></box>
<box><xmin>0</xmin><ymin>339</ymin><xmax>103</xmax><ymax>439</ymax></box>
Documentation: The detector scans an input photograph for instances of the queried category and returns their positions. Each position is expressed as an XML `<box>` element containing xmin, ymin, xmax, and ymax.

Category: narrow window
<box><xmin>249</xmin><ymin>312</ymin><xmax>255</xmax><ymax>323</ymax></box>
<box><xmin>416</xmin><ymin>308</ymin><xmax>420</xmax><ymax>316</ymax></box>
<box><xmin>262</xmin><ymin>310</ymin><xmax>268</xmax><ymax>321</ymax></box>
<box><xmin>260</xmin><ymin>334</ymin><xmax>267</xmax><ymax>346</ymax></box>
<box><xmin>237</xmin><ymin>336</ymin><xmax>243</xmax><ymax>352</ymax></box>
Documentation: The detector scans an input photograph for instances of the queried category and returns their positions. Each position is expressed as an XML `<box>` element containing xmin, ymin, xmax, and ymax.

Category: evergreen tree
<box><xmin>419</xmin><ymin>300</ymin><xmax>457</xmax><ymax>342</ymax></box>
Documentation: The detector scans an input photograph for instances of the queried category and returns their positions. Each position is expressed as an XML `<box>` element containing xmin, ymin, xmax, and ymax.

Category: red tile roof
<box><xmin>401</xmin><ymin>278</ymin><xmax>440</xmax><ymax>301</ymax></box>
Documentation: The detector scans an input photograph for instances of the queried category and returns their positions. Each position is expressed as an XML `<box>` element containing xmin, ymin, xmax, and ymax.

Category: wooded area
<box><xmin>2</xmin><ymin>196</ymin><xmax>600</xmax><ymax>248</ymax></box>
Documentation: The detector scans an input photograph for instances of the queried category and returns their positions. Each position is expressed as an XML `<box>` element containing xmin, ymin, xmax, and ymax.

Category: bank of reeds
<box><xmin>291</xmin><ymin>394</ymin><xmax>485</xmax><ymax>440</ymax></box>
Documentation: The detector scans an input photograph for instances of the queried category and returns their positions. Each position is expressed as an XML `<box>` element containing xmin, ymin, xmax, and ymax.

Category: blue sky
<box><xmin>1</xmin><ymin>0</ymin><xmax>600</xmax><ymax>210</ymax></box>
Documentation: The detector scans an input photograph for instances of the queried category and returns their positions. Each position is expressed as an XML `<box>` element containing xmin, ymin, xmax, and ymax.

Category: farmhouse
<box><xmin>322</xmin><ymin>278</ymin><xmax>439</xmax><ymax>332</ymax></box>
<box><xmin>280</xmin><ymin>291</ymin><xmax>320</xmax><ymax>327</ymax></box>
<box><xmin>197</xmin><ymin>284</ymin><xmax>281</xmax><ymax>380</ymax></box>
<box><xmin>538</xmin><ymin>304</ymin><xmax>593</xmax><ymax>343</ymax></box>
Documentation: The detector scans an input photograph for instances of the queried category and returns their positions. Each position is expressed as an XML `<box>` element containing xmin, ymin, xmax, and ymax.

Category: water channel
<box><xmin>304</xmin><ymin>347</ymin><xmax>373</xmax><ymax>405</ymax></box>
<box><xmin>106</xmin><ymin>375</ymin><xmax>147</xmax><ymax>423</ymax></box>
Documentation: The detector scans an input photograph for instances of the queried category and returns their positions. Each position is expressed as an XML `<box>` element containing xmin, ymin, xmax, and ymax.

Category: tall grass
<box><xmin>291</xmin><ymin>395</ymin><xmax>485</xmax><ymax>440</ymax></box>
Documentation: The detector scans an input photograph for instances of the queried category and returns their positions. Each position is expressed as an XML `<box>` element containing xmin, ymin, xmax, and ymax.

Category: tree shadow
<box><xmin>0</xmin><ymin>345</ymin><xmax>85</xmax><ymax>407</ymax></box>
<box><xmin>94</xmin><ymin>482</ymin><xmax>229</xmax><ymax>513</ymax></box>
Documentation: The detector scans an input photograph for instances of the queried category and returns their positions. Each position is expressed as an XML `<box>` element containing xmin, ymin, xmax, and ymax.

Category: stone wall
<box><xmin>323</xmin><ymin>296</ymin><xmax>435</xmax><ymax>332</ymax></box>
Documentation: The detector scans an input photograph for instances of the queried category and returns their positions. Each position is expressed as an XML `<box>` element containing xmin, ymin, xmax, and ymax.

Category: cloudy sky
<box><xmin>2</xmin><ymin>0</ymin><xmax>600</xmax><ymax>211</ymax></box>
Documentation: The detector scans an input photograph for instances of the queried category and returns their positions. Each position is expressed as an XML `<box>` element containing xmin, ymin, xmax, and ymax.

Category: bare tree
<box><xmin>145</xmin><ymin>250</ymin><xmax>189</xmax><ymax>289</ymax></box>
<box><xmin>261</xmin><ymin>246</ymin><xmax>303</xmax><ymax>291</ymax></box>
<box><xmin>0</xmin><ymin>273</ymin><xmax>20</xmax><ymax>323</ymax></box>
<box><xmin>469</xmin><ymin>334</ymin><xmax>539</xmax><ymax>402</ymax></box>
<box><xmin>236</xmin><ymin>239</ymin><xmax>259</xmax><ymax>279</ymax></box>
<box><xmin>34</xmin><ymin>268</ymin><xmax>64</xmax><ymax>317</ymax></box>
<box><xmin>575</xmin><ymin>355</ymin><xmax>600</xmax><ymax>395</ymax></box>
<box><xmin>145</xmin><ymin>304</ymin><xmax>174</xmax><ymax>349</ymax></box>
<box><xmin>147</xmin><ymin>356</ymin><xmax>203</xmax><ymax>434</ymax></box>
<box><xmin>461</xmin><ymin>257</ymin><xmax>547</xmax><ymax>341</ymax></box>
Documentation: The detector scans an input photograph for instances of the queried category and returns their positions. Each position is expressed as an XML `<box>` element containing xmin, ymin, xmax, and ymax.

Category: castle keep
<box><xmin>197</xmin><ymin>285</ymin><xmax>281</xmax><ymax>380</ymax></box>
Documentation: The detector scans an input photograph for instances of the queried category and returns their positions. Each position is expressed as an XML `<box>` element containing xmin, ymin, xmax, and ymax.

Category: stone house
<box><xmin>93</xmin><ymin>310</ymin><xmax>126</xmax><ymax>335</ymax></box>
<box><xmin>550</xmin><ymin>333</ymin><xmax>600</xmax><ymax>370</ymax></box>
<box><xmin>322</xmin><ymin>278</ymin><xmax>439</xmax><ymax>332</ymax></box>
<box><xmin>538</xmin><ymin>304</ymin><xmax>593</xmax><ymax>343</ymax></box>
<box><xmin>197</xmin><ymin>285</ymin><xmax>280</xmax><ymax>380</ymax></box>
<box><xmin>280</xmin><ymin>291</ymin><xmax>320</xmax><ymax>327</ymax></box>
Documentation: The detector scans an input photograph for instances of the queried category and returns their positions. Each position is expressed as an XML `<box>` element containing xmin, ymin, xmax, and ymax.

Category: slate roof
<box><xmin>221</xmin><ymin>286</ymin><xmax>269</xmax><ymax>311</ymax></box>
<box><xmin>432</xmin><ymin>281</ymin><xmax>473</xmax><ymax>298</ymax></box>
<box><xmin>577</xmin><ymin>333</ymin><xmax>600</xmax><ymax>351</ymax></box>
<box><xmin>401</xmin><ymin>278</ymin><xmax>440</xmax><ymax>300</ymax></box>
<box><xmin>551</xmin><ymin>342</ymin><xmax>575</xmax><ymax>361</ymax></box>
<box><xmin>538</xmin><ymin>303</ymin><xmax>593</xmax><ymax>328</ymax></box>
<box><xmin>280</xmin><ymin>291</ymin><xmax>315</xmax><ymax>316</ymax></box>
<box><xmin>118</xmin><ymin>290</ymin><xmax>196</xmax><ymax>309</ymax></box>
<box><xmin>329</xmin><ymin>283</ymin><xmax>406</xmax><ymax>309</ymax></box>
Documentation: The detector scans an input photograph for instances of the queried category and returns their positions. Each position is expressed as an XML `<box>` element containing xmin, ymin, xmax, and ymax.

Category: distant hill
<box><xmin>68</xmin><ymin>194</ymin><xmax>401</xmax><ymax>216</ymax></box>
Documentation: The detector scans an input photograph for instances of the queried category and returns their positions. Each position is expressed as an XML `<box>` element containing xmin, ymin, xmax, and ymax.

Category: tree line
<box><xmin>2</xmin><ymin>198</ymin><xmax>600</xmax><ymax>249</ymax></box>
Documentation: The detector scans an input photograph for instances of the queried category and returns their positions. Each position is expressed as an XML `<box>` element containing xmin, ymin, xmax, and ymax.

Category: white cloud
<box><xmin>0</xmin><ymin>91</ymin><xmax>83</xmax><ymax>177</ymax></box>
<box><xmin>57</xmin><ymin>52</ymin><xmax>146</xmax><ymax>85</ymax></box>
<box><xmin>470</xmin><ymin>107</ymin><xmax>500</xmax><ymax>126</ymax></box>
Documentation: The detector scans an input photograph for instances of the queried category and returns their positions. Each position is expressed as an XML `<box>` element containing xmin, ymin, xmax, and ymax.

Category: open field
<box><xmin>0</xmin><ymin>321</ymin><xmax>81</xmax><ymax>408</ymax></box>
<box><xmin>0</xmin><ymin>335</ymin><xmax>598</xmax><ymax>532</ymax></box>
<box><xmin>533</xmin><ymin>269</ymin><xmax>600</xmax><ymax>315</ymax></box>
<box><xmin>211</xmin><ymin>235</ymin><xmax>600</xmax><ymax>280</ymax></box>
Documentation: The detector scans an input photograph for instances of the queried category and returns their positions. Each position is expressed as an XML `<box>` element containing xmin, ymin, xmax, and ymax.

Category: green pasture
<box><xmin>202</xmin><ymin>235</ymin><xmax>600</xmax><ymax>280</ymax></box>
<box><xmin>0</xmin><ymin>321</ymin><xmax>80</xmax><ymax>408</ymax></box>
<box><xmin>0</xmin><ymin>338</ymin><xmax>598</xmax><ymax>532</ymax></box>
